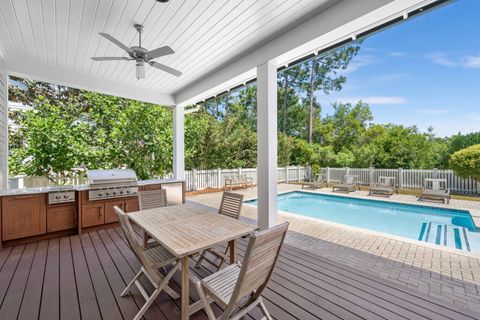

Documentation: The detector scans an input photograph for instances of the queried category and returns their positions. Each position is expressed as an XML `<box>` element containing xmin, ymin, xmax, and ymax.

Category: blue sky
<box><xmin>318</xmin><ymin>0</ymin><xmax>480</xmax><ymax>137</ymax></box>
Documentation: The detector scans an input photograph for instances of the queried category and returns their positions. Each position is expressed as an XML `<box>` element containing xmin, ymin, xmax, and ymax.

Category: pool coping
<box><xmin>243</xmin><ymin>189</ymin><xmax>480</xmax><ymax>259</ymax></box>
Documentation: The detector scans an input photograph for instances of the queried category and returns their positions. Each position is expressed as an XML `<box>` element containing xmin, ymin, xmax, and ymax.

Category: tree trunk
<box><xmin>282</xmin><ymin>71</ymin><xmax>289</xmax><ymax>133</ymax></box>
<box><xmin>307</xmin><ymin>58</ymin><xmax>316</xmax><ymax>144</ymax></box>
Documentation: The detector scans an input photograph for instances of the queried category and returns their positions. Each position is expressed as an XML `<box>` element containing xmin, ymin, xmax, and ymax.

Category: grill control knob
<box><xmin>126</xmin><ymin>190</ymin><xmax>130</xmax><ymax>194</ymax></box>
<box><xmin>98</xmin><ymin>193</ymin><xmax>103</xmax><ymax>197</ymax></box>
<box><xmin>64</xmin><ymin>195</ymin><xmax>69</xmax><ymax>199</ymax></box>
<box><xmin>106</xmin><ymin>192</ymin><xmax>110</xmax><ymax>196</ymax></box>
<box><xmin>56</xmin><ymin>195</ymin><xmax>61</xmax><ymax>199</ymax></box>
<box><xmin>113</xmin><ymin>191</ymin><xmax>117</xmax><ymax>195</ymax></box>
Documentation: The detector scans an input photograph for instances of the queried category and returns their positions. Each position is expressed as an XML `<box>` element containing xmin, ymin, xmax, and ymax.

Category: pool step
<box><xmin>418</xmin><ymin>223</ymin><xmax>470</xmax><ymax>252</ymax></box>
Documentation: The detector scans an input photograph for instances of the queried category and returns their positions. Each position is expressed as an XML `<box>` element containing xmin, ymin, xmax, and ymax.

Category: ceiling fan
<box><xmin>91</xmin><ymin>24</ymin><xmax>182</xmax><ymax>79</ymax></box>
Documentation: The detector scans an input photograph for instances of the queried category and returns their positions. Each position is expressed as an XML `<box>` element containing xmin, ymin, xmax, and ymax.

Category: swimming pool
<box><xmin>245</xmin><ymin>191</ymin><xmax>480</xmax><ymax>254</ymax></box>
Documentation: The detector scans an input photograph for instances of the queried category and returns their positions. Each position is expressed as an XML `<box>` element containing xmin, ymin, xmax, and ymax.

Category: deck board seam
<box><xmin>105</xmin><ymin>227</ymin><xmax>171</xmax><ymax>320</ymax></box>
<box><xmin>283</xmin><ymin>244</ymin><xmax>480</xmax><ymax>319</ymax></box>
<box><xmin>0</xmin><ymin>244</ymin><xmax>26</xmax><ymax>309</ymax></box>
<box><xmin>16</xmin><ymin>242</ymin><xmax>39</xmax><ymax>320</ymax></box>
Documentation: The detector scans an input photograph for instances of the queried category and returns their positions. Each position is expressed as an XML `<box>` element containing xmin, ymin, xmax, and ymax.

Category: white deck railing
<box><xmin>7</xmin><ymin>166</ymin><xmax>480</xmax><ymax>195</ymax></box>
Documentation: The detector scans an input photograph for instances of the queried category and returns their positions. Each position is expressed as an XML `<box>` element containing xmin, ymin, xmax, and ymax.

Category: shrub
<box><xmin>449</xmin><ymin>144</ymin><xmax>480</xmax><ymax>181</ymax></box>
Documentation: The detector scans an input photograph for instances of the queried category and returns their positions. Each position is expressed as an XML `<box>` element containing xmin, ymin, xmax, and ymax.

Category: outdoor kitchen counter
<box><xmin>0</xmin><ymin>178</ymin><xmax>185</xmax><ymax>196</ymax></box>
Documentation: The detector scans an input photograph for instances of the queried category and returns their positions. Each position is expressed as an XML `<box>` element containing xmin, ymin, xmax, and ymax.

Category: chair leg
<box><xmin>121</xmin><ymin>269</ymin><xmax>143</xmax><ymax>297</ymax></box>
<box><xmin>134</xmin><ymin>285</ymin><xmax>163</xmax><ymax>320</ymax></box>
<box><xmin>196</xmin><ymin>281</ymin><xmax>217</xmax><ymax>320</ymax></box>
<box><xmin>127</xmin><ymin>263</ymin><xmax>181</xmax><ymax>320</ymax></box>
<box><xmin>215</xmin><ymin>256</ymin><xmax>226</xmax><ymax>272</ymax></box>
<box><xmin>195</xmin><ymin>250</ymin><xmax>206</xmax><ymax>269</ymax></box>
<box><xmin>259</xmin><ymin>298</ymin><xmax>273</xmax><ymax>320</ymax></box>
<box><xmin>143</xmin><ymin>230</ymin><xmax>149</xmax><ymax>249</ymax></box>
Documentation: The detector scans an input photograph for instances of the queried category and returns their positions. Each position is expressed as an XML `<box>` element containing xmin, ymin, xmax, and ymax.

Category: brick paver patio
<box><xmin>187</xmin><ymin>184</ymin><xmax>480</xmax><ymax>313</ymax></box>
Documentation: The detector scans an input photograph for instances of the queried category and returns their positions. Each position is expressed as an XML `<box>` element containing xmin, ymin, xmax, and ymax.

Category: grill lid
<box><xmin>87</xmin><ymin>169</ymin><xmax>138</xmax><ymax>186</ymax></box>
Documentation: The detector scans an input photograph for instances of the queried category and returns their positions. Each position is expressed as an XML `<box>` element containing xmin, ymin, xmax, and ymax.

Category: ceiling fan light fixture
<box><xmin>136</xmin><ymin>61</ymin><xmax>145</xmax><ymax>80</ymax></box>
<box><xmin>92</xmin><ymin>25</ymin><xmax>181</xmax><ymax>78</ymax></box>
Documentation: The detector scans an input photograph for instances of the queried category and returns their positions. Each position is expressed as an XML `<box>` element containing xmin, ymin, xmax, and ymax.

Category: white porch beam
<box><xmin>173</xmin><ymin>106</ymin><xmax>185</xmax><ymax>180</ymax></box>
<box><xmin>0</xmin><ymin>68</ymin><xmax>7</xmax><ymax>190</ymax></box>
<box><xmin>0</xmin><ymin>57</ymin><xmax>175</xmax><ymax>106</ymax></box>
<box><xmin>256</xmin><ymin>61</ymin><xmax>277</xmax><ymax>230</ymax></box>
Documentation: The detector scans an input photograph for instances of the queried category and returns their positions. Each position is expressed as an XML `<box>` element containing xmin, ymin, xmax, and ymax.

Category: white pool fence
<box><xmin>8</xmin><ymin>166</ymin><xmax>480</xmax><ymax>195</ymax></box>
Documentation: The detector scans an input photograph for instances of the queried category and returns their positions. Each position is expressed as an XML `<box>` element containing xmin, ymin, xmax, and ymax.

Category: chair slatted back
<box><xmin>345</xmin><ymin>175</ymin><xmax>358</xmax><ymax>184</ymax></box>
<box><xmin>139</xmin><ymin>189</ymin><xmax>167</xmax><ymax>210</ymax></box>
<box><xmin>114</xmin><ymin>206</ymin><xmax>163</xmax><ymax>282</ymax></box>
<box><xmin>425</xmin><ymin>178</ymin><xmax>447</xmax><ymax>191</ymax></box>
<box><xmin>378</xmin><ymin>176</ymin><xmax>395</xmax><ymax>187</ymax></box>
<box><xmin>219</xmin><ymin>192</ymin><xmax>244</xmax><ymax>220</ymax></box>
<box><xmin>226</xmin><ymin>222</ymin><xmax>288</xmax><ymax>313</ymax></box>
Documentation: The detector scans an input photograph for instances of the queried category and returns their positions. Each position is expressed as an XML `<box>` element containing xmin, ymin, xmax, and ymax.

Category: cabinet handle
<box><xmin>13</xmin><ymin>195</ymin><xmax>36</xmax><ymax>199</ymax></box>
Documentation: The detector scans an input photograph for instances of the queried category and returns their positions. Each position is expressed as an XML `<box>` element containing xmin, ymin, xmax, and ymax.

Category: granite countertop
<box><xmin>0</xmin><ymin>179</ymin><xmax>184</xmax><ymax>196</ymax></box>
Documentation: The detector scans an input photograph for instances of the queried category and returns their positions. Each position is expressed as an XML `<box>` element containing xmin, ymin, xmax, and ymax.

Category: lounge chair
<box><xmin>114</xmin><ymin>206</ymin><xmax>180</xmax><ymax>320</ymax></box>
<box><xmin>195</xmin><ymin>192</ymin><xmax>244</xmax><ymax>271</ymax></box>
<box><xmin>196</xmin><ymin>222</ymin><xmax>289</xmax><ymax>320</ymax></box>
<box><xmin>369</xmin><ymin>176</ymin><xmax>397</xmax><ymax>197</ymax></box>
<box><xmin>302</xmin><ymin>174</ymin><xmax>327</xmax><ymax>189</ymax></box>
<box><xmin>224</xmin><ymin>174</ymin><xmax>253</xmax><ymax>191</ymax></box>
<box><xmin>419</xmin><ymin>178</ymin><xmax>451</xmax><ymax>204</ymax></box>
<box><xmin>139</xmin><ymin>189</ymin><xmax>167</xmax><ymax>248</ymax></box>
<box><xmin>332</xmin><ymin>174</ymin><xmax>359</xmax><ymax>193</ymax></box>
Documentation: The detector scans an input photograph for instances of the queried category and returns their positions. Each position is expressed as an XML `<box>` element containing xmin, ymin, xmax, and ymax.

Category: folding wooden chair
<box><xmin>139</xmin><ymin>189</ymin><xmax>168</xmax><ymax>248</ymax></box>
<box><xmin>196</xmin><ymin>222</ymin><xmax>289</xmax><ymax>320</ymax></box>
<box><xmin>195</xmin><ymin>192</ymin><xmax>244</xmax><ymax>271</ymax></box>
<box><xmin>114</xmin><ymin>206</ymin><xmax>180</xmax><ymax>320</ymax></box>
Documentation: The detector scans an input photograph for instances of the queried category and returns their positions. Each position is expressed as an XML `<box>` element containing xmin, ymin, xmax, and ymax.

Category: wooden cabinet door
<box><xmin>2</xmin><ymin>194</ymin><xmax>47</xmax><ymax>241</ymax></box>
<box><xmin>81</xmin><ymin>203</ymin><xmax>104</xmax><ymax>228</ymax></box>
<box><xmin>104</xmin><ymin>200</ymin><xmax>124</xmax><ymax>224</ymax></box>
<box><xmin>124</xmin><ymin>197</ymin><xmax>140</xmax><ymax>213</ymax></box>
<box><xmin>140</xmin><ymin>184</ymin><xmax>161</xmax><ymax>191</ymax></box>
<box><xmin>47</xmin><ymin>204</ymin><xmax>76</xmax><ymax>232</ymax></box>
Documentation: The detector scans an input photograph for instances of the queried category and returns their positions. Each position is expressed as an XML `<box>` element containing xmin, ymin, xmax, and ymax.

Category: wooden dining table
<box><xmin>127</xmin><ymin>202</ymin><xmax>256</xmax><ymax>320</ymax></box>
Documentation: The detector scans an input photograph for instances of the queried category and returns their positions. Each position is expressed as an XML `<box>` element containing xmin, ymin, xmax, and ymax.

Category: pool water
<box><xmin>245</xmin><ymin>191</ymin><xmax>480</xmax><ymax>254</ymax></box>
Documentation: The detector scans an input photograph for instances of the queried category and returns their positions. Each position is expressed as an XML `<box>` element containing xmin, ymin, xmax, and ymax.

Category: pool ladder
<box><xmin>418</xmin><ymin>222</ymin><xmax>471</xmax><ymax>252</ymax></box>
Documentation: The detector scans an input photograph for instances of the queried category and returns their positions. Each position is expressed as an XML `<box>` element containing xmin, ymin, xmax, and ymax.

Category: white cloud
<box><xmin>374</xmin><ymin>73</ymin><xmax>409</xmax><ymax>81</ymax></box>
<box><xmin>461</xmin><ymin>55</ymin><xmax>480</xmax><ymax>69</ymax></box>
<box><xmin>343</xmin><ymin>55</ymin><xmax>376</xmax><ymax>73</ymax></box>
<box><xmin>426</xmin><ymin>52</ymin><xmax>480</xmax><ymax>69</ymax></box>
<box><xmin>425</xmin><ymin>52</ymin><xmax>457</xmax><ymax>67</ymax></box>
<box><xmin>417</xmin><ymin>109</ymin><xmax>450</xmax><ymax>115</ymax></box>
<box><xmin>335</xmin><ymin>96</ymin><xmax>407</xmax><ymax>105</ymax></box>
<box><xmin>388</xmin><ymin>51</ymin><xmax>406</xmax><ymax>57</ymax></box>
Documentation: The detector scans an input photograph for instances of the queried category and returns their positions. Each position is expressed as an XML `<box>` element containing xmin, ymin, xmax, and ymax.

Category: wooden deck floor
<box><xmin>0</xmin><ymin>225</ymin><xmax>479</xmax><ymax>320</ymax></box>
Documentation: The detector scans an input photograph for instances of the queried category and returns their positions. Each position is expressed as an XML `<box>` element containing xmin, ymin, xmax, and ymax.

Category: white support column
<box><xmin>257</xmin><ymin>61</ymin><xmax>277</xmax><ymax>230</ymax></box>
<box><xmin>173</xmin><ymin>105</ymin><xmax>185</xmax><ymax>180</ymax></box>
<box><xmin>0</xmin><ymin>71</ymin><xmax>8</xmax><ymax>191</ymax></box>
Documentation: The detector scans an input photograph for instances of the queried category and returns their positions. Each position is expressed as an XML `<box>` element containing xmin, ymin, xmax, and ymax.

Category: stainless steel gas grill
<box><xmin>87</xmin><ymin>169</ymin><xmax>139</xmax><ymax>201</ymax></box>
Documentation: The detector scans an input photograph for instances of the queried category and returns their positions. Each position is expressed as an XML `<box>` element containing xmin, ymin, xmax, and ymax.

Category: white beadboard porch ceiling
<box><xmin>0</xmin><ymin>0</ymin><xmax>335</xmax><ymax>96</ymax></box>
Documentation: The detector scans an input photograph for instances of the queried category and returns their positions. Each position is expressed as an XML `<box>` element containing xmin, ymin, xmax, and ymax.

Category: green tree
<box><xmin>449</xmin><ymin>144</ymin><xmax>480</xmax><ymax>181</ymax></box>
<box><xmin>9</xmin><ymin>97</ymin><xmax>89</xmax><ymax>182</ymax></box>
<box><xmin>304</xmin><ymin>43</ymin><xmax>362</xmax><ymax>143</ymax></box>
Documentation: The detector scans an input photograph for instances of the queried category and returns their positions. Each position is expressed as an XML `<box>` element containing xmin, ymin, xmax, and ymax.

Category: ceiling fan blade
<box><xmin>91</xmin><ymin>57</ymin><xmax>130</xmax><ymax>61</ymax></box>
<box><xmin>99</xmin><ymin>32</ymin><xmax>133</xmax><ymax>54</ymax></box>
<box><xmin>150</xmin><ymin>61</ymin><xmax>182</xmax><ymax>77</ymax></box>
<box><xmin>146</xmin><ymin>46</ymin><xmax>175</xmax><ymax>59</ymax></box>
